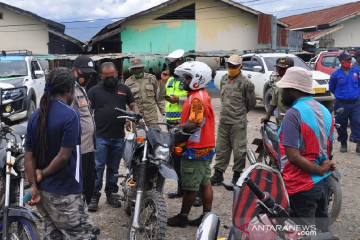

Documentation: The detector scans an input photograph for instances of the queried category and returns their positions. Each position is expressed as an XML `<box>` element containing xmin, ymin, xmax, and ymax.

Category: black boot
<box><xmin>167</xmin><ymin>182</ymin><xmax>184</xmax><ymax>198</ymax></box>
<box><xmin>340</xmin><ymin>142</ymin><xmax>347</xmax><ymax>153</ymax></box>
<box><xmin>88</xmin><ymin>192</ymin><xmax>101</xmax><ymax>212</ymax></box>
<box><xmin>210</xmin><ymin>169</ymin><xmax>224</xmax><ymax>186</ymax></box>
<box><xmin>167</xmin><ymin>213</ymin><xmax>189</xmax><ymax>228</ymax></box>
<box><xmin>231</xmin><ymin>171</ymin><xmax>241</xmax><ymax>185</ymax></box>
<box><xmin>189</xmin><ymin>213</ymin><xmax>206</xmax><ymax>226</ymax></box>
<box><xmin>356</xmin><ymin>142</ymin><xmax>360</xmax><ymax>154</ymax></box>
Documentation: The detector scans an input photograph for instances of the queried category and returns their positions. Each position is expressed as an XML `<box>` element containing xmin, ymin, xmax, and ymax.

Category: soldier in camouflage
<box><xmin>125</xmin><ymin>58</ymin><xmax>165</xmax><ymax>124</ymax></box>
<box><xmin>210</xmin><ymin>55</ymin><xmax>256</xmax><ymax>185</ymax></box>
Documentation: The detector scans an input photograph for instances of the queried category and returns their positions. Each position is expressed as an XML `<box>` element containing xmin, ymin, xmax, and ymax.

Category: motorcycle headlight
<box><xmin>154</xmin><ymin>146</ymin><xmax>170</xmax><ymax>161</ymax></box>
<box><xmin>14</xmin><ymin>155</ymin><xmax>25</xmax><ymax>172</ymax></box>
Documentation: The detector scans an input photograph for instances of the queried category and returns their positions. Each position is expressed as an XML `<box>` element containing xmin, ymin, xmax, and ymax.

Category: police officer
<box><xmin>329</xmin><ymin>51</ymin><xmax>360</xmax><ymax>154</ymax></box>
<box><xmin>71</xmin><ymin>55</ymin><xmax>97</xmax><ymax>205</ymax></box>
<box><xmin>210</xmin><ymin>55</ymin><xmax>256</xmax><ymax>185</ymax></box>
<box><xmin>125</xmin><ymin>58</ymin><xmax>165</xmax><ymax>124</ymax></box>
<box><xmin>161</xmin><ymin>49</ymin><xmax>188</xmax><ymax>199</ymax></box>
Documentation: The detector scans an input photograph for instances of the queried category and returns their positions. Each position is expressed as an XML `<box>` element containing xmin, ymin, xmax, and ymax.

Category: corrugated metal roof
<box><xmin>280</xmin><ymin>1</ymin><xmax>360</xmax><ymax>30</ymax></box>
<box><xmin>303</xmin><ymin>25</ymin><xmax>344</xmax><ymax>40</ymax></box>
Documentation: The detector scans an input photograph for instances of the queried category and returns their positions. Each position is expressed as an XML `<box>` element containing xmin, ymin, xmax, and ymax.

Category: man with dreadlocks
<box><xmin>25</xmin><ymin>67</ymin><xmax>92</xmax><ymax>239</ymax></box>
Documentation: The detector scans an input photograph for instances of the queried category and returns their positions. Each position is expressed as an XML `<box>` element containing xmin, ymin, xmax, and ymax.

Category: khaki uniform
<box><xmin>214</xmin><ymin>73</ymin><xmax>256</xmax><ymax>173</ymax></box>
<box><xmin>269</xmin><ymin>73</ymin><xmax>289</xmax><ymax>124</ymax></box>
<box><xmin>125</xmin><ymin>73</ymin><xmax>165</xmax><ymax>123</ymax></box>
<box><xmin>71</xmin><ymin>83</ymin><xmax>95</xmax><ymax>154</ymax></box>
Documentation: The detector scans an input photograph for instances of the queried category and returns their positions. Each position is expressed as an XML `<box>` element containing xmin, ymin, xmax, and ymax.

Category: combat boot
<box><xmin>210</xmin><ymin>169</ymin><xmax>224</xmax><ymax>186</ymax></box>
<box><xmin>231</xmin><ymin>171</ymin><xmax>241</xmax><ymax>185</ymax></box>
<box><xmin>88</xmin><ymin>192</ymin><xmax>101</xmax><ymax>212</ymax></box>
<box><xmin>340</xmin><ymin>142</ymin><xmax>347</xmax><ymax>153</ymax></box>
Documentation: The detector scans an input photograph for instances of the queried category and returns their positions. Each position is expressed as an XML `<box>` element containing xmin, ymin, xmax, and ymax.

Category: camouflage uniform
<box><xmin>125</xmin><ymin>73</ymin><xmax>165</xmax><ymax>123</ymax></box>
<box><xmin>37</xmin><ymin>191</ymin><xmax>92</xmax><ymax>240</ymax></box>
<box><xmin>214</xmin><ymin>73</ymin><xmax>255</xmax><ymax>173</ymax></box>
<box><xmin>269</xmin><ymin>72</ymin><xmax>289</xmax><ymax>124</ymax></box>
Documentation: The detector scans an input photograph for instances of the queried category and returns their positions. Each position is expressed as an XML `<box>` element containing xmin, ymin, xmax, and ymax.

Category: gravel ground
<box><xmin>89</xmin><ymin>98</ymin><xmax>360</xmax><ymax>240</ymax></box>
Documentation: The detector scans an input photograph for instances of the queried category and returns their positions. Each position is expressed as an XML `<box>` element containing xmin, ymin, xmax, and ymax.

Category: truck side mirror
<box><xmin>34</xmin><ymin>70</ymin><xmax>44</xmax><ymax>78</ymax></box>
<box><xmin>253</xmin><ymin>66</ymin><xmax>263</xmax><ymax>72</ymax></box>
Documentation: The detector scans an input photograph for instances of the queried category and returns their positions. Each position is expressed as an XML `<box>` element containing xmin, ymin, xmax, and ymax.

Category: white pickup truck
<box><xmin>0</xmin><ymin>51</ymin><xmax>45</xmax><ymax>122</ymax></box>
<box><xmin>214</xmin><ymin>53</ymin><xmax>335</xmax><ymax>112</ymax></box>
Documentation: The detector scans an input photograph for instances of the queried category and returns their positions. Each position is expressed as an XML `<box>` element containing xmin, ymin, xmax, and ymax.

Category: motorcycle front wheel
<box><xmin>328</xmin><ymin>175</ymin><xmax>342</xmax><ymax>226</ymax></box>
<box><xmin>128</xmin><ymin>190</ymin><xmax>167</xmax><ymax>240</ymax></box>
<box><xmin>2</xmin><ymin>217</ymin><xmax>40</xmax><ymax>240</ymax></box>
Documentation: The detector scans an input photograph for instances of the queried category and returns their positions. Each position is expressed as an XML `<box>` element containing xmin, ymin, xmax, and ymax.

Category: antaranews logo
<box><xmin>238</xmin><ymin>223</ymin><xmax>317</xmax><ymax>236</ymax></box>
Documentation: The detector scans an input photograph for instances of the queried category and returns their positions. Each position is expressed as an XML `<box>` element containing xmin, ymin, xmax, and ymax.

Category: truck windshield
<box><xmin>263</xmin><ymin>57</ymin><xmax>312</xmax><ymax>71</ymax></box>
<box><xmin>0</xmin><ymin>60</ymin><xmax>27</xmax><ymax>78</ymax></box>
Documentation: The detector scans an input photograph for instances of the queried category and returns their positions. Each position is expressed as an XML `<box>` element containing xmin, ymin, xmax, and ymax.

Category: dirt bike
<box><xmin>0</xmin><ymin>88</ymin><xmax>41</xmax><ymax>240</ymax></box>
<box><xmin>115</xmin><ymin>107</ymin><xmax>191</xmax><ymax>240</ymax></box>
<box><xmin>247</xmin><ymin>108</ymin><xmax>343</xmax><ymax>226</ymax></box>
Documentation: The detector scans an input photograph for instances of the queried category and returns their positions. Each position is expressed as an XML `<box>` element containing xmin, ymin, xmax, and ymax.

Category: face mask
<box><xmin>278</xmin><ymin>68</ymin><xmax>287</xmax><ymax>77</ymax></box>
<box><xmin>134</xmin><ymin>72</ymin><xmax>144</xmax><ymax>79</ymax></box>
<box><xmin>103</xmin><ymin>77</ymin><xmax>118</xmax><ymax>88</ymax></box>
<box><xmin>76</xmin><ymin>71</ymin><xmax>91</xmax><ymax>87</ymax></box>
<box><xmin>341</xmin><ymin>61</ymin><xmax>351</xmax><ymax>69</ymax></box>
<box><xmin>227</xmin><ymin>65</ymin><xmax>241</xmax><ymax>78</ymax></box>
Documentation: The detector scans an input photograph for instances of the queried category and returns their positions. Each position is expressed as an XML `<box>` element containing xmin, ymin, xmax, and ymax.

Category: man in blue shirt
<box><xmin>25</xmin><ymin>68</ymin><xmax>91</xmax><ymax>239</ymax></box>
<box><xmin>329</xmin><ymin>51</ymin><xmax>360</xmax><ymax>154</ymax></box>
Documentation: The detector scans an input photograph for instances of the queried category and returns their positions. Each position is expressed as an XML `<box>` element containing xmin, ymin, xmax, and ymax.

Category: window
<box><xmin>321</xmin><ymin>55</ymin><xmax>336</xmax><ymax>68</ymax></box>
<box><xmin>155</xmin><ymin>3</ymin><xmax>195</xmax><ymax>20</ymax></box>
<box><xmin>0</xmin><ymin>13</ymin><xmax>3</xmax><ymax>20</ymax></box>
<box><xmin>31</xmin><ymin>61</ymin><xmax>41</xmax><ymax>79</ymax></box>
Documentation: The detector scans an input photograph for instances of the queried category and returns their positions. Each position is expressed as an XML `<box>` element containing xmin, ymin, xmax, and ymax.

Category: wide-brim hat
<box><xmin>276</xmin><ymin>66</ymin><xmax>315</xmax><ymax>94</ymax></box>
<box><xmin>226</xmin><ymin>55</ymin><xmax>242</xmax><ymax>65</ymax></box>
<box><xmin>73</xmin><ymin>55</ymin><xmax>97</xmax><ymax>74</ymax></box>
<box><xmin>129</xmin><ymin>58</ymin><xmax>146</xmax><ymax>69</ymax></box>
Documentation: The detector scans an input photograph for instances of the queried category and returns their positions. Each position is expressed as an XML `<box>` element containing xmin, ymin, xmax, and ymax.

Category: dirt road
<box><xmin>91</xmin><ymin>98</ymin><xmax>360</xmax><ymax>240</ymax></box>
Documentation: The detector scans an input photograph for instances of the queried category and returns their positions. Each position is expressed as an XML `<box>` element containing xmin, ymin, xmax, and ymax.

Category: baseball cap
<box><xmin>73</xmin><ymin>55</ymin><xmax>97</xmax><ymax>74</ymax></box>
<box><xmin>226</xmin><ymin>55</ymin><xmax>242</xmax><ymax>65</ymax></box>
<box><xmin>275</xmin><ymin>57</ymin><xmax>294</xmax><ymax>68</ymax></box>
<box><xmin>337</xmin><ymin>51</ymin><xmax>352</xmax><ymax>61</ymax></box>
<box><xmin>129</xmin><ymin>58</ymin><xmax>146</xmax><ymax>69</ymax></box>
<box><xmin>276</xmin><ymin>66</ymin><xmax>315</xmax><ymax>94</ymax></box>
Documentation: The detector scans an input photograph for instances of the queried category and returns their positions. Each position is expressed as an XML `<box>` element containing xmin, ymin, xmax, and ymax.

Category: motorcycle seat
<box><xmin>265</xmin><ymin>124</ymin><xmax>278</xmax><ymax>143</ymax></box>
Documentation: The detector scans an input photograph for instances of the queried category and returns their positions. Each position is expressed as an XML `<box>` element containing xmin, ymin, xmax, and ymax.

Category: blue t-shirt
<box><xmin>25</xmin><ymin>99</ymin><xmax>82</xmax><ymax>194</ymax></box>
<box><xmin>329</xmin><ymin>67</ymin><xmax>360</xmax><ymax>100</ymax></box>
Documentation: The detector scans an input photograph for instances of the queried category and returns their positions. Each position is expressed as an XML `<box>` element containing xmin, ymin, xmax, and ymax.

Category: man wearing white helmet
<box><xmin>161</xmin><ymin>49</ymin><xmax>189</xmax><ymax>199</ymax></box>
<box><xmin>167</xmin><ymin>61</ymin><xmax>216</xmax><ymax>227</ymax></box>
<box><xmin>210</xmin><ymin>55</ymin><xmax>256</xmax><ymax>186</ymax></box>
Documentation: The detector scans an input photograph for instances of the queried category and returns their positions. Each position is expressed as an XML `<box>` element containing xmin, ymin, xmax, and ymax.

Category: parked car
<box><xmin>0</xmin><ymin>50</ymin><xmax>45</xmax><ymax>122</ymax></box>
<box><xmin>309</xmin><ymin>50</ymin><xmax>356</xmax><ymax>75</ymax></box>
<box><xmin>214</xmin><ymin>53</ymin><xmax>335</xmax><ymax>112</ymax></box>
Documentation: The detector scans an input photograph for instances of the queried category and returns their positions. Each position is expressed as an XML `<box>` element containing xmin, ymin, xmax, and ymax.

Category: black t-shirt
<box><xmin>88</xmin><ymin>83</ymin><xmax>135</xmax><ymax>138</ymax></box>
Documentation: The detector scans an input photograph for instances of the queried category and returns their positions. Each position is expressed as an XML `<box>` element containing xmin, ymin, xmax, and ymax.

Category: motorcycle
<box><xmin>115</xmin><ymin>107</ymin><xmax>190</xmax><ymax>240</ymax></box>
<box><xmin>0</xmin><ymin>88</ymin><xmax>41</xmax><ymax>239</ymax></box>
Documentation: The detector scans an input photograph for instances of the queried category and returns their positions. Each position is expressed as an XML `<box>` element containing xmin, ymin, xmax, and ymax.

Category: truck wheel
<box><xmin>264</xmin><ymin>88</ymin><xmax>273</xmax><ymax>112</ymax></box>
<box><xmin>26</xmin><ymin>100</ymin><xmax>36</xmax><ymax>119</ymax></box>
<box><xmin>321</xmin><ymin>100</ymin><xmax>334</xmax><ymax>113</ymax></box>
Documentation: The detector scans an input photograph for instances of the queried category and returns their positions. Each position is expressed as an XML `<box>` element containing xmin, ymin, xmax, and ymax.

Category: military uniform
<box><xmin>269</xmin><ymin>73</ymin><xmax>289</xmax><ymax>124</ymax></box>
<box><xmin>125</xmin><ymin>73</ymin><xmax>165</xmax><ymax>123</ymax></box>
<box><xmin>214</xmin><ymin>73</ymin><xmax>255</xmax><ymax>173</ymax></box>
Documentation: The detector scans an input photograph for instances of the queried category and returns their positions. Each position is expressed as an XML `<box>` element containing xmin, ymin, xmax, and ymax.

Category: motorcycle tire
<box><xmin>328</xmin><ymin>175</ymin><xmax>342</xmax><ymax>226</ymax></box>
<box><xmin>4</xmin><ymin>217</ymin><xmax>40</xmax><ymax>240</ymax></box>
<box><xmin>128</xmin><ymin>190</ymin><xmax>167</xmax><ymax>240</ymax></box>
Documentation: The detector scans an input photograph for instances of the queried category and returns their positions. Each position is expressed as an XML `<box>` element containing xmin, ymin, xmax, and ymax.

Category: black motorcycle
<box><xmin>0</xmin><ymin>88</ymin><xmax>41</xmax><ymax>239</ymax></box>
<box><xmin>115</xmin><ymin>108</ymin><xmax>190</xmax><ymax>240</ymax></box>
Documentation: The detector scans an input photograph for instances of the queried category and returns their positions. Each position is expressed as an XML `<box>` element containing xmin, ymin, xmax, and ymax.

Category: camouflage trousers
<box><xmin>36</xmin><ymin>191</ymin><xmax>92</xmax><ymax>240</ymax></box>
<box><xmin>214</xmin><ymin>123</ymin><xmax>247</xmax><ymax>173</ymax></box>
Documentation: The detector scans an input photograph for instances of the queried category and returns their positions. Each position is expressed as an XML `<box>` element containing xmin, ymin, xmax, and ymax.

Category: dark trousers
<box><xmin>334</xmin><ymin>98</ymin><xmax>360</xmax><ymax>143</ymax></box>
<box><xmin>289</xmin><ymin>176</ymin><xmax>331</xmax><ymax>233</ymax></box>
<box><xmin>82</xmin><ymin>152</ymin><xmax>96</xmax><ymax>205</ymax></box>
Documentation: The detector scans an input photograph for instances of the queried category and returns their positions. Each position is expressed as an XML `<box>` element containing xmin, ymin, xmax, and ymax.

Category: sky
<box><xmin>1</xmin><ymin>0</ymin><xmax>359</xmax><ymax>41</ymax></box>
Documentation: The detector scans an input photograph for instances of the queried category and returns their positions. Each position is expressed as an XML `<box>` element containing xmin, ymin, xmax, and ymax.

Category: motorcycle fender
<box><xmin>8</xmin><ymin>206</ymin><xmax>42</xmax><ymax>222</ymax></box>
<box><xmin>331</xmin><ymin>169</ymin><xmax>341</xmax><ymax>180</ymax></box>
<box><xmin>195</xmin><ymin>212</ymin><xmax>220</xmax><ymax>240</ymax></box>
<box><xmin>157</xmin><ymin>161</ymin><xmax>178</xmax><ymax>180</ymax></box>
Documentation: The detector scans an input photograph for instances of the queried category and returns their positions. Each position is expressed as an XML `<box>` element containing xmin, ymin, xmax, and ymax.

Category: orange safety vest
<box><xmin>180</xmin><ymin>89</ymin><xmax>215</xmax><ymax>149</ymax></box>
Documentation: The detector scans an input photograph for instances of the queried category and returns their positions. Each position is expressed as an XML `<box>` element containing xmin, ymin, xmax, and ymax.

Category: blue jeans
<box><xmin>94</xmin><ymin>137</ymin><xmax>125</xmax><ymax>194</ymax></box>
<box><xmin>334</xmin><ymin>98</ymin><xmax>360</xmax><ymax>143</ymax></box>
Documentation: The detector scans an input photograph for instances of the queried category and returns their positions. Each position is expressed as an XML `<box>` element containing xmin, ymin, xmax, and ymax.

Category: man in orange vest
<box><xmin>167</xmin><ymin>61</ymin><xmax>216</xmax><ymax>227</ymax></box>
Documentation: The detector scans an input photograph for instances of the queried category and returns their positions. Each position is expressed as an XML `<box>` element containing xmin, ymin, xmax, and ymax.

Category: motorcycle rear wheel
<box><xmin>3</xmin><ymin>217</ymin><xmax>40</xmax><ymax>240</ymax></box>
<box><xmin>128</xmin><ymin>190</ymin><xmax>167</xmax><ymax>240</ymax></box>
<box><xmin>328</xmin><ymin>175</ymin><xmax>342</xmax><ymax>226</ymax></box>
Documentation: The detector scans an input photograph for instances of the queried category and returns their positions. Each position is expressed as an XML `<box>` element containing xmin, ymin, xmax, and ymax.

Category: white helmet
<box><xmin>174</xmin><ymin>61</ymin><xmax>212</xmax><ymax>90</ymax></box>
<box><xmin>165</xmin><ymin>49</ymin><xmax>185</xmax><ymax>64</ymax></box>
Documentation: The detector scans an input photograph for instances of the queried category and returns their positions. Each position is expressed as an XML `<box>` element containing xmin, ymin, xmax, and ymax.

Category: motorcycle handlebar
<box><xmin>114</xmin><ymin>107</ymin><xmax>143</xmax><ymax>121</ymax></box>
<box><xmin>244</xmin><ymin>177</ymin><xmax>265</xmax><ymax>200</ymax></box>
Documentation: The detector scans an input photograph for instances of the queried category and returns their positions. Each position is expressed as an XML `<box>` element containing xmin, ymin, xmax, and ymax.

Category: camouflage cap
<box><xmin>129</xmin><ymin>58</ymin><xmax>146</xmax><ymax>69</ymax></box>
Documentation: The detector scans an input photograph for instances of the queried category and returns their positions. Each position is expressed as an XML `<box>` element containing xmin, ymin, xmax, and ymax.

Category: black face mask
<box><xmin>281</xmin><ymin>88</ymin><xmax>296</xmax><ymax>107</ymax></box>
<box><xmin>76</xmin><ymin>71</ymin><xmax>92</xmax><ymax>87</ymax></box>
<box><xmin>103</xmin><ymin>77</ymin><xmax>118</xmax><ymax>88</ymax></box>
